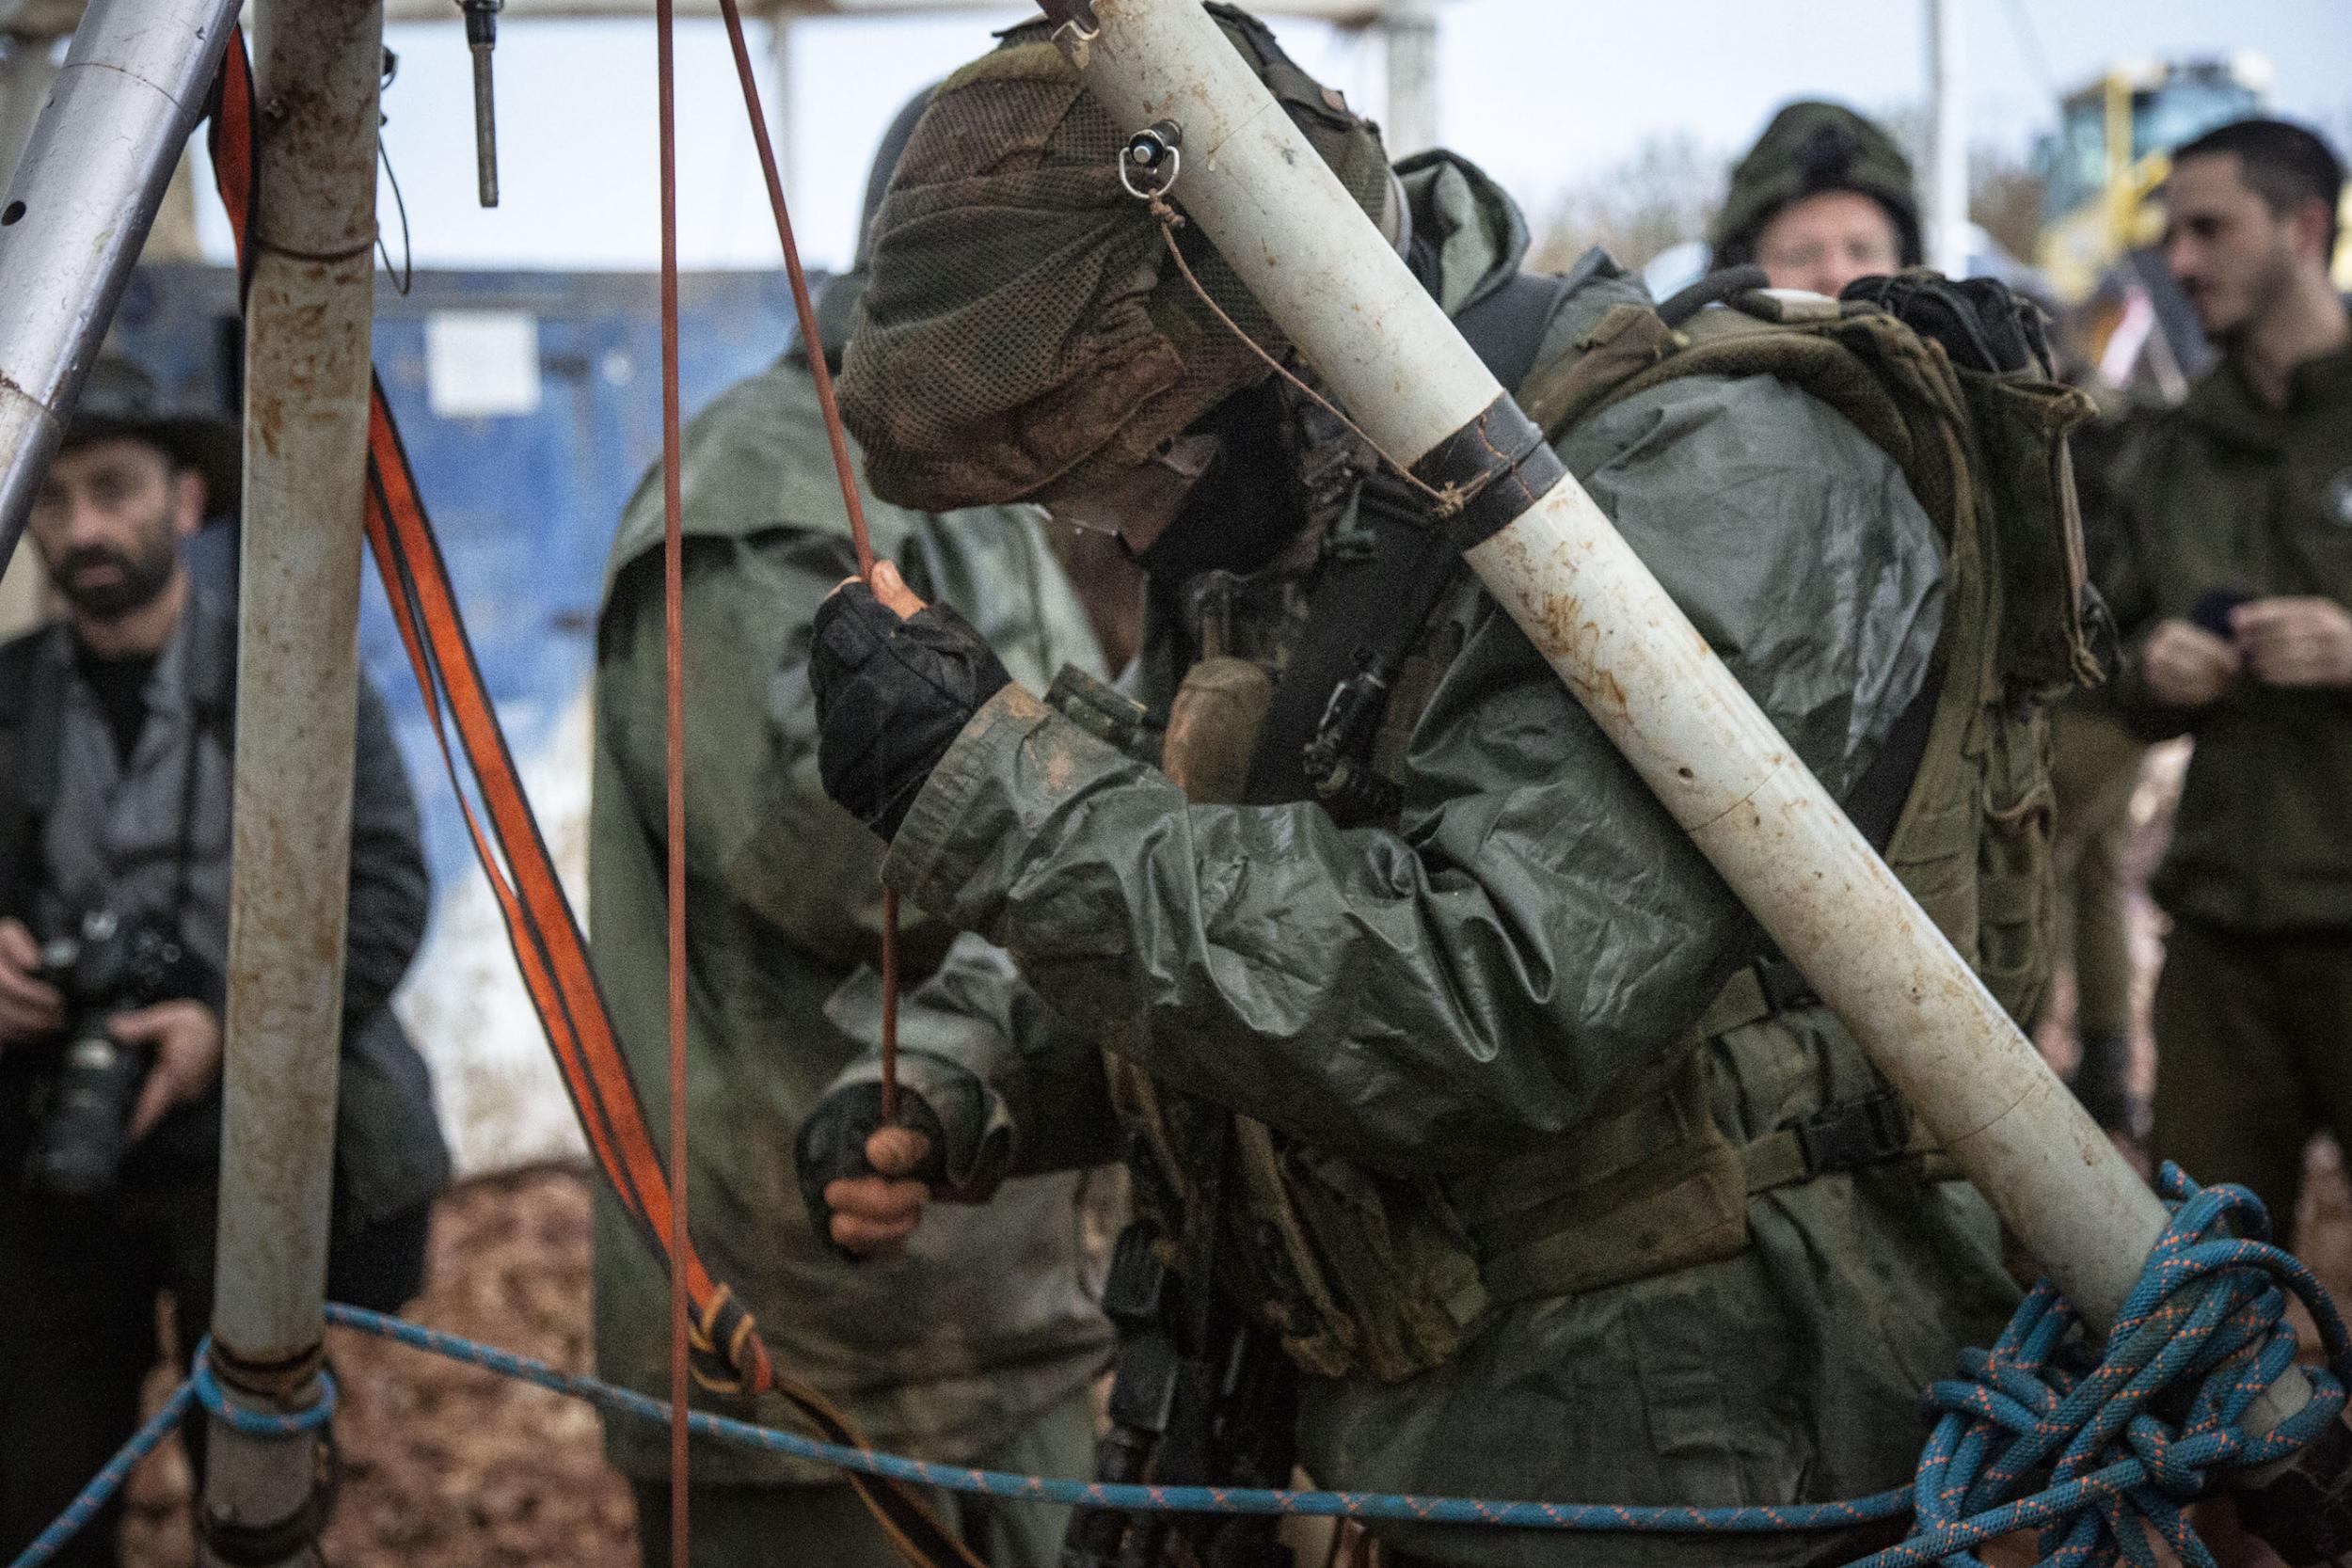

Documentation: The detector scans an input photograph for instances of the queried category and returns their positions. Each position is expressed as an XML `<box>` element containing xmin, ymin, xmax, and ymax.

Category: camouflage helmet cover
<box><xmin>1711</xmin><ymin>100</ymin><xmax>1923</xmax><ymax>270</ymax></box>
<box><xmin>836</xmin><ymin>4</ymin><xmax>1391</xmax><ymax>512</ymax></box>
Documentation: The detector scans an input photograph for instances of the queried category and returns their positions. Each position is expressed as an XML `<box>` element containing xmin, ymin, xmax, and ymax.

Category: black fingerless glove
<box><xmin>793</xmin><ymin>1081</ymin><xmax>948</xmax><ymax>1261</ymax></box>
<box><xmin>810</xmin><ymin>582</ymin><xmax>1013</xmax><ymax>840</ymax></box>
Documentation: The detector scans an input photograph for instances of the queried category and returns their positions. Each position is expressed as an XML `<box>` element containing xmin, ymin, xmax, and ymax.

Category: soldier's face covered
<box><xmin>1754</xmin><ymin>189</ymin><xmax>1906</xmax><ymax>298</ymax></box>
<box><xmin>2165</xmin><ymin>153</ymin><xmax>2315</xmax><ymax>341</ymax></box>
<box><xmin>1037</xmin><ymin>376</ymin><xmax>1309</xmax><ymax>580</ymax></box>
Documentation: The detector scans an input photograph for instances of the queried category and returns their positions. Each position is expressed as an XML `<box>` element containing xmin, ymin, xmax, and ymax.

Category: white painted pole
<box><xmin>1055</xmin><ymin>0</ymin><xmax>2307</xmax><ymax>1435</ymax></box>
<box><xmin>1928</xmin><ymin>0</ymin><xmax>1970</xmax><ymax>277</ymax></box>
<box><xmin>202</xmin><ymin>1</ymin><xmax>384</xmax><ymax>1559</ymax></box>
<box><xmin>0</xmin><ymin>0</ymin><xmax>240</xmax><ymax>585</ymax></box>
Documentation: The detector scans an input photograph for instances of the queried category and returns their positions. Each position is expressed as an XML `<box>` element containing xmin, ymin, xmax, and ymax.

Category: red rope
<box><xmin>655</xmin><ymin>1</ymin><xmax>692</xmax><ymax>1561</ymax></box>
<box><xmin>713</xmin><ymin>0</ymin><xmax>900</xmax><ymax>1121</ymax></box>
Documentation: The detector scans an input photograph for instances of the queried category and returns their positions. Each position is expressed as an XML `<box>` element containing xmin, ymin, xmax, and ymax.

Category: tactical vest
<box><xmin>1087</xmin><ymin>277</ymin><xmax>2096</xmax><ymax>1386</ymax></box>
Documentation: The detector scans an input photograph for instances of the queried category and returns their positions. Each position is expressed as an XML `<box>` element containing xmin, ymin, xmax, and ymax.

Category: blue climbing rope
<box><xmin>7</xmin><ymin>1383</ymin><xmax>196</xmax><ymax>1568</ymax></box>
<box><xmin>7</xmin><ymin>1340</ymin><xmax>337</xmax><ymax>1568</ymax></box>
<box><xmin>9</xmin><ymin>1169</ymin><xmax>2346</xmax><ymax>1568</ymax></box>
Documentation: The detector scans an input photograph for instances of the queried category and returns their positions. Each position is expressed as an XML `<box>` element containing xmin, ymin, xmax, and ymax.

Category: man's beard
<box><xmin>51</xmin><ymin>533</ymin><xmax>179</xmax><ymax>621</ymax></box>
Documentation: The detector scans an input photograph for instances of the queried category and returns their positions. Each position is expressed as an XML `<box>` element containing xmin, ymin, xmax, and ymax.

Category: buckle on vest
<box><xmin>1793</xmin><ymin>1090</ymin><xmax>1913</xmax><ymax>1177</ymax></box>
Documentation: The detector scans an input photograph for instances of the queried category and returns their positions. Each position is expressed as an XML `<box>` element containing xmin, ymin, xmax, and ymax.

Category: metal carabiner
<box><xmin>1120</xmin><ymin>119</ymin><xmax>1184</xmax><ymax>201</ymax></box>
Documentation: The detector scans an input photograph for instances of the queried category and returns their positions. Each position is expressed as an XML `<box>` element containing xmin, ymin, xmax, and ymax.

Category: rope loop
<box><xmin>1875</xmin><ymin>1166</ymin><xmax>2351</xmax><ymax>1568</ymax></box>
<box><xmin>687</xmin><ymin>1282</ymin><xmax>759</xmax><ymax>1395</ymax></box>
<box><xmin>189</xmin><ymin>1338</ymin><xmax>340</xmax><ymax>1440</ymax></box>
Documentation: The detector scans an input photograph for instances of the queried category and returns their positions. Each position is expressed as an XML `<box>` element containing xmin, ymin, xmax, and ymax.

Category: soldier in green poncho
<box><xmin>787</xmin><ymin>13</ymin><xmax>2089</xmax><ymax>1566</ymax></box>
<box><xmin>587</xmin><ymin>93</ymin><xmax>1113</xmax><ymax>1568</ymax></box>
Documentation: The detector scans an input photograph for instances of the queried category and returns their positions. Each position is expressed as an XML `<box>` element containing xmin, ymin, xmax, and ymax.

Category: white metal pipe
<box><xmin>1928</xmin><ymin>0</ymin><xmax>1969</xmax><ymax>277</ymax></box>
<box><xmin>0</xmin><ymin>34</ymin><xmax>59</xmax><ymax>191</ymax></box>
<box><xmin>202</xmin><ymin>1</ymin><xmax>383</xmax><ymax>1560</ymax></box>
<box><xmin>1062</xmin><ymin>0</ymin><xmax>2306</xmax><ymax>1429</ymax></box>
<box><xmin>0</xmin><ymin>0</ymin><xmax>239</xmax><ymax>583</ymax></box>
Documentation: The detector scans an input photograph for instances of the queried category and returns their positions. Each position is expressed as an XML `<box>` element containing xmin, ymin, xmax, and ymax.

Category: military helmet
<box><xmin>1711</xmin><ymin>101</ymin><xmax>1922</xmax><ymax>271</ymax></box>
<box><xmin>836</xmin><ymin>3</ymin><xmax>1391</xmax><ymax>513</ymax></box>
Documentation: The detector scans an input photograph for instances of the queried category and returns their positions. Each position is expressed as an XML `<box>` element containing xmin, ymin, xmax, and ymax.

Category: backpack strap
<box><xmin>1238</xmin><ymin>270</ymin><xmax>1576</xmax><ymax>817</ymax></box>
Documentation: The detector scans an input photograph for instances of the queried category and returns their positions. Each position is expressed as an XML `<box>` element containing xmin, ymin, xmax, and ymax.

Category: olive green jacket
<box><xmin>2106</xmin><ymin>343</ymin><xmax>2352</xmax><ymax>931</ymax></box>
<box><xmin>843</xmin><ymin>161</ymin><xmax>2019</xmax><ymax>1567</ymax></box>
<box><xmin>589</xmin><ymin>296</ymin><xmax>1112</xmax><ymax>1487</ymax></box>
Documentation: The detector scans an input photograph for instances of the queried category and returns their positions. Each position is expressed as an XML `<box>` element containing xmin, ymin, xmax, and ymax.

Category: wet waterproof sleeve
<box><xmin>824</xmin><ymin>932</ymin><xmax>1121</xmax><ymax>1190</ymax></box>
<box><xmin>602</xmin><ymin>527</ymin><xmax>894</xmax><ymax>976</ymax></box>
<box><xmin>883</xmin><ymin>375</ymin><xmax>1947</xmax><ymax>1175</ymax></box>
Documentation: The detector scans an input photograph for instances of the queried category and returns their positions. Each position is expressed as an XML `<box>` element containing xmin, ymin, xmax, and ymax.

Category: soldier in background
<box><xmin>2103</xmin><ymin>118</ymin><xmax>2352</xmax><ymax>1232</ymax></box>
<box><xmin>1710</xmin><ymin>101</ymin><xmax>1921</xmax><ymax>297</ymax></box>
<box><xmin>586</xmin><ymin>94</ymin><xmax>1111</xmax><ymax>1568</ymax></box>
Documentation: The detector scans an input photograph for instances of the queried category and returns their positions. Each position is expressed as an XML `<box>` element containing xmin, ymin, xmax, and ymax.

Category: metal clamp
<box><xmin>1120</xmin><ymin>119</ymin><xmax>1184</xmax><ymax>200</ymax></box>
<box><xmin>1047</xmin><ymin>0</ymin><xmax>1102</xmax><ymax>69</ymax></box>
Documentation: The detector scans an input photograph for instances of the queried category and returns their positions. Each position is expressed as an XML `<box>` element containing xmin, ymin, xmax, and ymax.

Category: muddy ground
<box><xmin>120</xmin><ymin>1166</ymin><xmax>641</xmax><ymax>1568</ymax></box>
<box><xmin>105</xmin><ymin>1149</ymin><xmax>2352</xmax><ymax>1567</ymax></box>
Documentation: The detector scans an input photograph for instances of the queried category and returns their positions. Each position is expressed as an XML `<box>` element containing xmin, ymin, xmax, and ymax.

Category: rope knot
<box><xmin>2122</xmin><ymin>1412</ymin><xmax>2212</xmax><ymax>1502</ymax></box>
<box><xmin>687</xmin><ymin>1283</ymin><xmax>763</xmax><ymax>1396</ymax></box>
<box><xmin>1884</xmin><ymin>1168</ymin><xmax>2352</xmax><ymax>1568</ymax></box>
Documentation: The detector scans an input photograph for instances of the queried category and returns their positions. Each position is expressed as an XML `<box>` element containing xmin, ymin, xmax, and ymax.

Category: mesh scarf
<box><xmin>838</xmin><ymin>5</ymin><xmax>1390</xmax><ymax>512</ymax></box>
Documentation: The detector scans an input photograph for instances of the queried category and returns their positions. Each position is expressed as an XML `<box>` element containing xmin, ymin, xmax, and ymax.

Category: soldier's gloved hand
<box><xmin>796</xmin><ymin>1081</ymin><xmax>947</xmax><ymax>1259</ymax></box>
<box><xmin>811</xmin><ymin>561</ymin><xmax>1011</xmax><ymax>840</ymax></box>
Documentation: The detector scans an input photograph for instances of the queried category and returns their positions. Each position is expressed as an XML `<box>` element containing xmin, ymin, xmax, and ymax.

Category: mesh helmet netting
<box><xmin>838</xmin><ymin>5</ymin><xmax>1391</xmax><ymax>512</ymax></box>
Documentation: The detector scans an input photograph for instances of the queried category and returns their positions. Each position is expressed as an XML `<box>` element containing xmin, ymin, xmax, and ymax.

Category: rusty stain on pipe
<box><xmin>203</xmin><ymin>3</ymin><xmax>385</xmax><ymax>1560</ymax></box>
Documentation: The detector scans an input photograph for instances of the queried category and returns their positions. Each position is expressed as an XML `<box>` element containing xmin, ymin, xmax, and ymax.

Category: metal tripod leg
<box><xmin>0</xmin><ymin>0</ymin><xmax>240</xmax><ymax>573</ymax></box>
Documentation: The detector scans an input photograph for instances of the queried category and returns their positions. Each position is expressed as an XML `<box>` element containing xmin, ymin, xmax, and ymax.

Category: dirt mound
<box><xmin>121</xmin><ymin>1165</ymin><xmax>639</xmax><ymax>1568</ymax></box>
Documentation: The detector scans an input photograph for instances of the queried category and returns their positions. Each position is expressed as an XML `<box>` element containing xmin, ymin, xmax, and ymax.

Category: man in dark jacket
<box><xmin>0</xmin><ymin>356</ymin><xmax>450</xmax><ymax>1568</ymax></box>
<box><xmin>2103</xmin><ymin>118</ymin><xmax>2352</xmax><ymax>1234</ymax></box>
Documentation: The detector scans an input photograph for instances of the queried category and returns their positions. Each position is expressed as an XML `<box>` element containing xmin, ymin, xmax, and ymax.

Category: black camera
<box><xmin>23</xmin><ymin>907</ymin><xmax>199</xmax><ymax>1199</ymax></box>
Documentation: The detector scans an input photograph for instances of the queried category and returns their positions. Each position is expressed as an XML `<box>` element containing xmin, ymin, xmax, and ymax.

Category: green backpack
<box><xmin>1121</xmin><ymin>275</ymin><xmax>2100</xmax><ymax>1386</ymax></box>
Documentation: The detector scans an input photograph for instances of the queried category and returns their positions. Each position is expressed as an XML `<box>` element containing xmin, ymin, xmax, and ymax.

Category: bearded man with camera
<box><xmin>0</xmin><ymin>356</ymin><xmax>451</xmax><ymax>1568</ymax></box>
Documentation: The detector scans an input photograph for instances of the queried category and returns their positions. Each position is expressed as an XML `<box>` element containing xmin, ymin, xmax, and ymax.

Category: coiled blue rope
<box><xmin>10</xmin><ymin>1168</ymin><xmax>2346</xmax><ymax>1568</ymax></box>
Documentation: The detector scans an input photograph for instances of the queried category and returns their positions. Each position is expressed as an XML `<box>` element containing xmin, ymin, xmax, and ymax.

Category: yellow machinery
<box><xmin>2033</xmin><ymin>55</ymin><xmax>2273</xmax><ymax>308</ymax></box>
<box><xmin>2037</xmin><ymin>55</ymin><xmax>2352</xmax><ymax>302</ymax></box>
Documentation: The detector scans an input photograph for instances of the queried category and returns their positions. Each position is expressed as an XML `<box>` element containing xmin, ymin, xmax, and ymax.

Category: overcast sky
<box><xmin>190</xmin><ymin>1</ymin><xmax>2352</xmax><ymax>274</ymax></box>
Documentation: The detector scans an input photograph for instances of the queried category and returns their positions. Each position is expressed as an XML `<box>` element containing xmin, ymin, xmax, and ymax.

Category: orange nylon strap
<box><xmin>204</xmin><ymin>30</ymin><xmax>976</xmax><ymax>1568</ymax></box>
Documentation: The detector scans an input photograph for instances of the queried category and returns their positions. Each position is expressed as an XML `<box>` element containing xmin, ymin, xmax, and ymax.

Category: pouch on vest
<box><xmin>1842</xmin><ymin>272</ymin><xmax>2101</xmax><ymax>702</ymax></box>
<box><xmin>1125</xmin><ymin>653</ymin><xmax>1489</xmax><ymax>1385</ymax></box>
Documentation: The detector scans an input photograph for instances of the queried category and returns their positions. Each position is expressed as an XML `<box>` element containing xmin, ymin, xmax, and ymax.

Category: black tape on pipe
<box><xmin>1413</xmin><ymin>393</ymin><xmax>1567</xmax><ymax>551</ymax></box>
